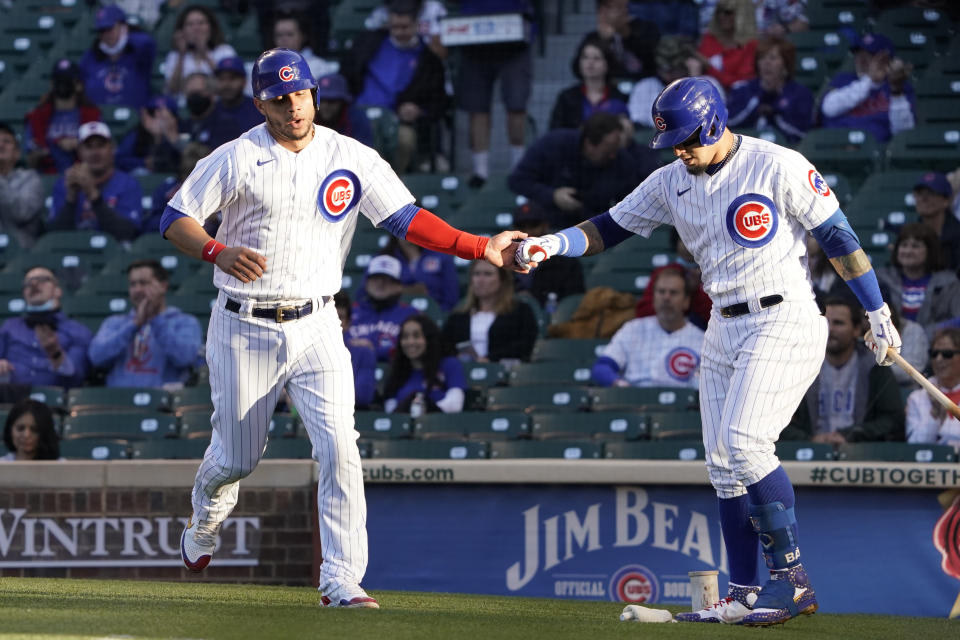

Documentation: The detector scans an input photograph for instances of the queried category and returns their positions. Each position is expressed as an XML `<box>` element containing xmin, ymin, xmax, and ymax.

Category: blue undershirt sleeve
<box><xmin>588</xmin><ymin>211</ymin><xmax>634</xmax><ymax>249</ymax></box>
<box><xmin>379</xmin><ymin>202</ymin><xmax>421</xmax><ymax>238</ymax></box>
<box><xmin>159</xmin><ymin>205</ymin><xmax>190</xmax><ymax>236</ymax></box>
<box><xmin>809</xmin><ymin>209</ymin><xmax>860</xmax><ymax>258</ymax></box>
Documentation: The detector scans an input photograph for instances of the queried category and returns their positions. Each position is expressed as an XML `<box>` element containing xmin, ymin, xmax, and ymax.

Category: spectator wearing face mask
<box><xmin>79</xmin><ymin>5</ymin><xmax>157</xmax><ymax>108</ymax></box>
<box><xmin>24</xmin><ymin>59</ymin><xmax>101</xmax><ymax>174</ymax></box>
<box><xmin>178</xmin><ymin>72</ymin><xmax>218</xmax><ymax>147</ymax></box>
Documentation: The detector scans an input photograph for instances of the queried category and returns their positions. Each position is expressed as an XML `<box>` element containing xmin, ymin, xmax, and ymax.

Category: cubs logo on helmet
<box><xmin>725</xmin><ymin>194</ymin><xmax>779</xmax><ymax>248</ymax></box>
<box><xmin>654</xmin><ymin>116</ymin><xmax>667</xmax><ymax>131</ymax></box>
<box><xmin>666</xmin><ymin>347</ymin><xmax>699</xmax><ymax>382</ymax></box>
<box><xmin>609</xmin><ymin>565</ymin><xmax>660</xmax><ymax>603</ymax></box>
<box><xmin>318</xmin><ymin>169</ymin><xmax>362</xmax><ymax>222</ymax></box>
<box><xmin>807</xmin><ymin>170</ymin><xmax>831</xmax><ymax>197</ymax></box>
<box><xmin>278</xmin><ymin>65</ymin><xmax>295</xmax><ymax>81</ymax></box>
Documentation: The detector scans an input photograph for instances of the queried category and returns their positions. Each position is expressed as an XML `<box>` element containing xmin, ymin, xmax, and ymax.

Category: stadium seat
<box><xmin>74</xmin><ymin>272</ymin><xmax>132</xmax><ymax>297</ymax></box>
<box><xmin>590</xmin><ymin>386</ymin><xmax>698</xmax><ymax>412</ymax></box>
<box><xmin>268</xmin><ymin>413</ymin><xmax>299</xmax><ymax>439</ymax></box>
<box><xmin>805</xmin><ymin>4</ymin><xmax>866</xmax><ymax>32</ymax></box>
<box><xmin>886</xmin><ymin>125</ymin><xmax>960</xmax><ymax>173</ymax></box>
<box><xmin>169</xmin><ymin>386</ymin><xmax>213</xmax><ymax>414</ymax></box>
<box><xmin>0</xmin><ymin>32</ymin><xmax>41</xmax><ymax>75</ymax></box>
<box><xmin>369</xmin><ymin>439</ymin><xmax>488</xmax><ymax>459</ymax></box>
<box><xmin>0</xmin><ymin>294</ymin><xmax>26</xmax><ymax>318</ymax></box>
<box><xmin>100</xmin><ymin>252</ymin><xmax>197</xmax><ymax>288</ymax></box>
<box><xmin>31</xmin><ymin>231</ymin><xmax>122</xmax><ymax>269</ymax></box>
<box><xmin>485</xmin><ymin>385</ymin><xmax>591</xmax><ymax>412</ymax></box>
<box><xmin>453</xmin><ymin>411</ymin><xmax>529</xmax><ymax>440</ymax></box>
<box><xmin>603</xmin><ymin>440</ymin><xmax>704</xmax><ymax>460</ymax></box>
<box><xmin>583</xmin><ymin>271</ymin><xmax>651</xmax><ymax>296</ymax></box>
<box><xmin>28</xmin><ymin>385</ymin><xmax>65</xmax><ymax>411</ymax></box>
<box><xmin>645</xmin><ymin>411</ymin><xmax>703</xmax><ymax>440</ymax></box>
<box><xmin>60</xmin><ymin>294</ymin><xmax>130</xmax><ymax>329</ymax></box>
<box><xmin>60</xmin><ymin>437</ymin><xmax>130</xmax><ymax>460</ymax></box>
<box><xmin>403</xmin><ymin>173</ymin><xmax>466</xmax><ymax>211</ymax></box>
<box><xmin>1</xmin><ymin>253</ymin><xmax>101</xmax><ymax>293</ymax></box>
<box><xmin>787</xmin><ymin>29</ymin><xmax>850</xmax><ymax>74</ymax></box>
<box><xmin>130</xmin><ymin>438</ymin><xmax>209</xmax><ymax>460</ymax></box>
<box><xmin>796</xmin><ymin>128</ymin><xmax>882</xmax><ymax>190</ymax></box>
<box><xmin>821</xmin><ymin>171</ymin><xmax>855</xmax><ymax>206</ymax></box>
<box><xmin>166</xmin><ymin>293</ymin><xmax>217</xmax><ymax>318</ymax></box>
<box><xmin>66</xmin><ymin>386</ymin><xmax>171</xmax><ymax>414</ymax></box>
<box><xmin>489</xmin><ymin>439</ymin><xmax>602</xmax><ymax>459</ymax></box>
<box><xmin>737</xmin><ymin>127</ymin><xmax>789</xmax><ymax>147</ymax></box>
<box><xmin>177</xmin><ymin>409</ymin><xmax>212</xmax><ymax>439</ymax></box>
<box><xmin>531</xmin><ymin>338</ymin><xmax>606</xmax><ymax>364</ymax></box>
<box><xmin>354</xmin><ymin>411</ymin><xmax>412</xmax><ymax>439</ymax></box>
<box><xmin>0</xmin><ymin>232</ymin><xmax>21</xmax><ymax>271</ymax></box>
<box><xmin>262</xmin><ymin>437</ymin><xmax>313</xmax><ymax>459</ymax></box>
<box><xmin>775</xmin><ymin>441</ymin><xmax>835</xmax><ymax>461</ymax></box>
<box><xmin>874</xmin><ymin>6</ymin><xmax>953</xmax><ymax>44</ymax></box>
<box><xmin>175</xmin><ymin>269</ymin><xmax>218</xmax><ymax>296</ymax></box>
<box><xmin>411</xmin><ymin>414</ymin><xmax>468</xmax><ymax>439</ymax></box>
<box><xmin>461</xmin><ymin>362</ymin><xmax>507</xmax><ymax>388</ymax></box>
<box><xmin>507</xmin><ymin>362</ymin><xmax>593</xmax><ymax>386</ymax></box>
<box><xmin>60</xmin><ymin>411</ymin><xmax>179</xmax><ymax>440</ymax></box>
<box><xmin>529</xmin><ymin>411</ymin><xmax>646</xmax><ymax>440</ymax></box>
<box><xmin>836</xmin><ymin>442</ymin><xmax>956</xmax><ymax>463</ymax></box>
<box><xmin>401</xmin><ymin>294</ymin><xmax>445</xmax><ymax>326</ymax></box>
<box><xmin>916</xmin><ymin>98</ymin><xmax>960</xmax><ymax>127</ymax></box>
<box><xmin>591</xmin><ymin>249</ymin><xmax>672</xmax><ymax>273</ymax></box>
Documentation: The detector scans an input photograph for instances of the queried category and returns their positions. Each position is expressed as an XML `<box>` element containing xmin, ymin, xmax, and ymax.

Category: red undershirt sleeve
<box><xmin>405</xmin><ymin>208</ymin><xmax>490</xmax><ymax>260</ymax></box>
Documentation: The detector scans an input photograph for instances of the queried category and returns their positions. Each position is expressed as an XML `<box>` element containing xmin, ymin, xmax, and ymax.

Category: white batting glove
<box><xmin>864</xmin><ymin>303</ymin><xmax>901</xmax><ymax>366</ymax></box>
<box><xmin>515</xmin><ymin>235</ymin><xmax>562</xmax><ymax>268</ymax></box>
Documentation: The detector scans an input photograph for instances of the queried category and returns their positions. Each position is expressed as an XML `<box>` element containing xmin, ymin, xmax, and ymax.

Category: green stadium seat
<box><xmin>0</xmin><ymin>32</ymin><xmax>42</xmax><ymax>75</ymax></box>
<box><xmin>876</xmin><ymin>8</ymin><xmax>954</xmax><ymax>45</ymax></box>
<box><xmin>74</xmin><ymin>272</ymin><xmax>132</xmax><ymax>297</ymax></box>
<box><xmin>603</xmin><ymin>440</ymin><xmax>704</xmax><ymax>460</ymax></box>
<box><xmin>886</xmin><ymin>126</ymin><xmax>960</xmax><ymax>173</ymax></box>
<box><xmin>60</xmin><ymin>411</ymin><xmax>179</xmax><ymax>440</ymax></box>
<box><xmin>489</xmin><ymin>439</ymin><xmax>602</xmax><ymax>459</ymax></box>
<box><xmin>590</xmin><ymin>386</ymin><xmax>698</xmax><ymax>412</ymax></box>
<box><xmin>60</xmin><ymin>294</ymin><xmax>130</xmax><ymax>329</ymax></box>
<box><xmin>268</xmin><ymin>413</ymin><xmax>299</xmax><ymax>439</ymax></box>
<box><xmin>507</xmin><ymin>362</ymin><xmax>593</xmax><ymax>386</ymax></box>
<box><xmin>28</xmin><ymin>385</ymin><xmax>65</xmax><ymax>411</ymax></box>
<box><xmin>60</xmin><ymin>437</ymin><xmax>130</xmax><ymax>460</ymax></box>
<box><xmin>529</xmin><ymin>411</ymin><xmax>646</xmax><ymax>440</ymax></box>
<box><xmin>177</xmin><ymin>409</ymin><xmax>212</xmax><ymax>439</ymax></box>
<box><xmin>836</xmin><ymin>442</ymin><xmax>957</xmax><ymax>463</ymax></box>
<box><xmin>401</xmin><ymin>294</ymin><xmax>445</xmax><ymax>326</ymax></box>
<box><xmin>646</xmin><ymin>411</ymin><xmax>703</xmax><ymax>440</ymax></box>
<box><xmin>485</xmin><ymin>385</ymin><xmax>591</xmax><ymax>412</ymax></box>
<box><xmin>548</xmin><ymin>294</ymin><xmax>583</xmax><ymax>326</ymax></box>
<box><xmin>101</xmin><ymin>252</ymin><xmax>197</xmax><ymax>287</ymax></box>
<box><xmin>820</xmin><ymin>171</ymin><xmax>855</xmax><ymax>206</ymax></box>
<box><xmin>458</xmin><ymin>411</ymin><xmax>529</xmax><ymax>440</ymax></box>
<box><xmin>461</xmin><ymin>362</ymin><xmax>507</xmax><ymax>388</ymax></box>
<box><xmin>32</xmin><ymin>230</ymin><xmax>122</xmax><ymax>267</ymax></box>
<box><xmin>403</xmin><ymin>173</ymin><xmax>467</xmax><ymax>210</ymax></box>
<box><xmin>66</xmin><ymin>386</ymin><xmax>170</xmax><ymax>413</ymax></box>
<box><xmin>591</xmin><ymin>249</ymin><xmax>672</xmax><ymax>273</ymax></box>
<box><xmin>880</xmin><ymin>27</ymin><xmax>936</xmax><ymax>73</ymax></box>
<box><xmin>916</xmin><ymin>98</ymin><xmax>960</xmax><ymax>127</ymax></box>
<box><xmin>370</xmin><ymin>438</ymin><xmax>488</xmax><ymax>459</ymax></box>
<box><xmin>775</xmin><ymin>441</ymin><xmax>835</xmax><ymax>461</ymax></box>
<box><xmin>354</xmin><ymin>411</ymin><xmax>412</xmax><ymax>439</ymax></box>
<box><xmin>130</xmin><ymin>438</ymin><xmax>209</xmax><ymax>460</ymax></box>
<box><xmin>411</xmin><ymin>413</ymin><xmax>467</xmax><ymax>439</ymax></box>
<box><xmin>0</xmin><ymin>232</ymin><xmax>21</xmax><ymax>271</ymax></box>
<box><xmin>263</xmin><ymin>437</ymin><xmax>313</xmax><ymax>459</ymax></box>
<box><xmin>175</xmin><ymin>269</ymin><xmax>218</xmax><ymax>296</ymax></box>
<box><xmin>805</xmin><ymin>4</ymin><xmax>866</xmax><ymax>31</ymax></box>
<box><xmin>166</xmin><ymin>293</ymin><xmax>217</xmax><ymax>317</ymax></box>
<box><xmin>583</xmin><ymin>271</ymin><xmax>651</xmax><ymax>295</ymax></box>
<box><xmin>796</xmin><ymin>128</ymin><xmax>882</xmax><ymax>190</ymax></box>
<box><xmin>737</xmin><ymin>127</ymin><xmax>789</xmax><ymax>147</ymax></box>
<box><xmin>531</xmin><ymin>338</ymin><xmax>606</xmax><ymax>364</ymax></box>
<box><xmin>914</xmin><ymin>74</ymin><xmax>960</xmax><ymax>100</ymax></box>
<box><xmin>169</xmin><ymin>385</ymin><xmax>213</xmax><ymax>414</ymax></box>
<box><xmin>0</xmin><ymin>294</ymin><xmax>26</xmax><ymax>318</ymax></box>
<box><xmin>1</xmin><ymin>253</ymin><xmax>101</xmax><ymax>293</ymax></box>
<box><xmin>787</xmin><ymin>29</ymin><xmax>850</xmax><ymax>72</ymax></box>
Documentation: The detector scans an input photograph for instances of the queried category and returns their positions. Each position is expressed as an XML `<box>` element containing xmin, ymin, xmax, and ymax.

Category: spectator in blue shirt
<box><xmin>314</xmin><ymin>74</ymin><xmax>374</xmax><ymax>148</ymax></box>
<box><xmin>0</xmin><ymin>266</ymin><xmax>92</xmax><ymax>388</ymax></box>
<box><xmin>549</xmin><ymin>34</ymin><xmax>629</xmax><ymax>131</ymax></box>
<box><xmin>115</xmin><ymin>96</ymin><xmax>182</xmax><ymax>174</ymax></box>
<box><xmin>142</xmin><ymin>142</ymin><xmax>211</xmax><ymax>234</ymax></box>
<box><xmin>382</xmin><ymin>314</ymin><xmax>466</xmax><ymax>414</ymax></box>
<box><xmin>88</xmin><ymin>259</ymin><xmax>203</xmax><ymax>388</ymax></box>
<box><xmin>79</xmin><ymin>4</ymin><xmax>157</xmax><ymax>109</ymax></box>
<box><xmin>820</xmin><ymin>32</ymin><xmax>915</xmax><ymax>143</ymax></box>
<box><xmin>348</xmin><ymin>255</ymin><xmax>418</xmax><ymax>362</ymax></box>
<box><xmin>49</xmin><ymin>121</ymin><xmax>143</xmax><ymax>240</ymax></box>
<box><xmin>205</xmin><ymin>57</ymin><xmax>263</xmax><ymax>149</ymax></box>
<box><xmin>726</xmin><ymin>35</ymin><xmax>813</xmax><ymax>143</ymax></box>
<box><xmin>334</xmin><ymin>290</ymin><xmax>377</xmax><ymax>409</ymax></box>
<box><xmin>379</xmin><ymin>235</ymin><xmax>460</xmax><ymax>312</ymax></box>
<box><xmin>179</xmin><ymin>72</ymin><xmax>218</xmax><ymax>147</ymax></box>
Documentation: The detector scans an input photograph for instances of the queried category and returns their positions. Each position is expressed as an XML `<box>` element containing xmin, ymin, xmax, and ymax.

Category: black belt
<box><xmin>720</xmin><ymin>294</ymin><xmax>784</xmax><ymax>319</ymax></box>
<box><xmin>224</xmin><ymin>297</ymin><xmax>319</xmax><ymax>322</ymax></box>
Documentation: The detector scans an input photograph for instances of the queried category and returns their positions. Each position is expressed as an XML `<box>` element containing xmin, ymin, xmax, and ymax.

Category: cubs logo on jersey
<box><xmin>318</xmin><ymin>169</ymin><xmax>362</xmax><ymax>222</ymax></box>
<box><xmin>725</xmin><ymin>193</ymin><xmax>779</xmax><ymax>248</ymax></box>
<box><xmin>807</xmin><ymin>170</ymin><xmax>831</xmax><ymax>197</ymax></box>
<box><xmin>665</xmin><ymin>347</ymin><xmax>699</xmax><ymax>382</ymax></box>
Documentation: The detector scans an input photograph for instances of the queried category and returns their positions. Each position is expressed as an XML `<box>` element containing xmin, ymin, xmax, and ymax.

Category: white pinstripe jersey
<box><xmin>610</xmin><ymin>135</ymin><xmax>840</xmax><ymax>308</ymax></box>
<box><xmin>168</xmin><ymin>123</ymin><xmax>414</xmax><ymax>301</ymax></box>
<box><xmin>600</xmin><ymin>316</ymin><xmax>705</xmax><ymax>388</ymax></box>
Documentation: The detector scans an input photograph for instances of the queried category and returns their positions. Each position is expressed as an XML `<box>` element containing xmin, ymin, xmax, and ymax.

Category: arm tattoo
<box><xmin>577</xmin><ymin>221</ymin><xmax>604</xmax><ymax>256</ymax></box>
<box><xmin>828</xmin><ymin>248</ymin><xmax>873</xmax><ymax>280</ymax></box>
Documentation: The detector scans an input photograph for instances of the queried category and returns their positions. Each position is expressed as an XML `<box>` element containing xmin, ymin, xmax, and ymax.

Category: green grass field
<box><xmin>0</xmin><ymin>578</ymin><xmax>955</xmax><ymax>640</ymax></box>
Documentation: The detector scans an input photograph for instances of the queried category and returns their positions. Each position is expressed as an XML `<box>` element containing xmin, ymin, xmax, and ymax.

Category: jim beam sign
<box><xmin>0</xmin><ymin>509</ymin><xmax>260</xmax><ymax>568</ymax></box>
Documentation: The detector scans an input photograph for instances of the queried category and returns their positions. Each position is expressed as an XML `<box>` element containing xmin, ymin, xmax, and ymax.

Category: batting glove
<box><xmin>864</xmin><ymin>303</ymin><xmax>901</xmax><ymax>366</ymax></box>
<box><xmin>515</xmin><ymin>235</ymin><xmax>562</xmax><ymax>268</ymax></box>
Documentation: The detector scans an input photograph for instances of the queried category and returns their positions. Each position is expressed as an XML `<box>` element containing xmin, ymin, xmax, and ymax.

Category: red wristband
<box><xmin>201</xmin><ymin>239</ymin><xmax>227</xmax><ymax>263</ymax></box>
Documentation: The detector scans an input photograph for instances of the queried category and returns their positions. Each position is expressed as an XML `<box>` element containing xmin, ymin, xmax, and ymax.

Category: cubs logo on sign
<box><xmin>807</xmin><ymin>170</ymin><xmax>831</xmax><ymax>197</ymax></box>
<box><xmin>653</xmin><ymin>116</ymin><xmax>667</xmax><ymax>131</ymax></box>
<box><xmin>666</xmin><ymin>347</ymin><xmax>699</xmax><ymax>382</ymax></box>
<box><xmin>725</xmin><ymin>193</ymin><xmax>779</xmax><ymax>248</ymax></box>
<box><xmin>279</xmin><ymin>65</ymin><xmax>295</xmax><ymax>81</ymax></box>
<box><xmin>318</xmin><ymin>169</ymin><xmax>362</xmax><ymax>222</ymax></box>
<box><xmin>609</xmin><ymin>565</ymin><xmax>660</xmax><ymax>603</ymax></box>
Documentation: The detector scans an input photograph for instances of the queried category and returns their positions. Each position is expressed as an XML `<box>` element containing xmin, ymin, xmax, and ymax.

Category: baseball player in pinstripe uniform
<box><xmin>516</xmin><ymin>77</ymin><xmax>901</xmax><ymax>626</ymax></box>
<box><xmin>160</xmin><ymin>48</ymin><xmax>525</xmax><ymax>609</ymax></box>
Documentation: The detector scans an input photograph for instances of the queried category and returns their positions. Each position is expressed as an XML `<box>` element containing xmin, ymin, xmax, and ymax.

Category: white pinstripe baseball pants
<box><xmin>699</xmin><ymin>299</ymin><xmax>828</xmax><ymax>499</ymax></box>
<box><xmin>192</xmin><ymin>293</ymin><xmax>367</xmax><ymax>587</ymax></box>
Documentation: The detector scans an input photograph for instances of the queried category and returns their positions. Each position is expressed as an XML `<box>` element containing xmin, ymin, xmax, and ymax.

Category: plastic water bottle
<box><xmin>544</xmin><ymin>292</ymin><xmax>559</xmax><ymax>320</ymax></box>
<box><xmin>410</xmin><ymin>392</ymin><xmax>426</xmax><ymax>418</ymax></box>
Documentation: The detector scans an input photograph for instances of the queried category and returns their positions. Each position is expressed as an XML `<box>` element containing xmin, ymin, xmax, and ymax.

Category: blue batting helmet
<box><xmin>649</xmin><ymin>77</ymin><xmax>727</xmax><ymax>149</ymax></box>
<box><xmin>251</xmin><ymin>48</ymin><xmax>317</xmax><ymax>101</ymax></box>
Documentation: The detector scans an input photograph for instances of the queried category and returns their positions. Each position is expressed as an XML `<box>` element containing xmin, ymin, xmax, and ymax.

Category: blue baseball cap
<box><xmin>315</xmin><ymin>74</ymin><xmax>352</xmax><ymax>102</ymax></box>
<box><xmin>215</xmin><ymin>56</ymin><xmax>246</xmax><ymax>77</ymax></box>
<box><xmin>914</xmin><ymin>172</ymin><xmax>952</xmax><ymax>198</ymax></box>
<box><xmin>851</xmin><ymin>32</ymin><xmax>895</xmax><ymax>56</ymax></box>
<box><xmin>95</xmin><ymin>5</ymin><xmax>127</xmax><ymax>30</ymax></box>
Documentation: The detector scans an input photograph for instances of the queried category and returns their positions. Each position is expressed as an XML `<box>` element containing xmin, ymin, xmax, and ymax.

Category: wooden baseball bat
<box><xmin>887</xmin><ymin>349</ymin><xmax>960</xmax><ymax>421</ymax></box>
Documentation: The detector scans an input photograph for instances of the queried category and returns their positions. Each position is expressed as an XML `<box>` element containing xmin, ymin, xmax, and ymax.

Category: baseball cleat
<box><xmin>676</xmin><ymin>583</ymin><xmax>760</xmax><ymax>623</ymax></box>
<box><xmin>180</xmin><ymin>517</ymin><xmax>216</xmax><ymax>572</ymax></box>
<box><xmin>320</xmin><ymin>583</ymin><xmax>379</xmax><ymax>609</ymax></box>
<box><xmin>739</xmin><ymin>565</ymin><xmax>818</xmax><ymax>626</ymax></box>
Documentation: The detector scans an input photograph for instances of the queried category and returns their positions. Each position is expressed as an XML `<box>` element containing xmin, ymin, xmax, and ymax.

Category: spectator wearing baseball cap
<box><xmin>378</xmin><ymin>233</ymin><xmax>459</xmax><ymax>312</ymax></box>
<box><xmin>511</xmin><ymin>201</ymin><xmax>585</xmax><ymax>309</ymax></box>
<box><xmin>23</xmin><ymin>58</ymin><xmax>101</xmax><ymax>174</ymax></box>
<box><xmin>203</xmin><ymin>57</ymin><xmax>262</xmax><ymax>148</ymax></box>
<box><xmin>820</xmin><ymin>31</ymin><xmax>916</xmax><ymax>143</ymax></box>
<box><xmin>314</xmin><ymin>74</ymin><xmax>374</xmax><ymax>148</ymax></box>
<box><xmin>914</xmin><ymin>172</ymin><xmax>960</xmax><ymax>272</ymax></box>
<box><xmin>48</xmin><ymin>121</ymin><xmax>144</xmax><ymax>240</ymax></box>
<box><xmin>0</xmin><ymin>123</ymin><xmax>45</xmax><ymax>249</ymax></box>
<box><xmin>348</xmin><ymin>255</ymin><xmax>419</xmax><ymax>362</ymax></box>
<box><xmin>79</xmin><ymin>4</ymin><xmax>157</xmax><ymax>108</ymax></box>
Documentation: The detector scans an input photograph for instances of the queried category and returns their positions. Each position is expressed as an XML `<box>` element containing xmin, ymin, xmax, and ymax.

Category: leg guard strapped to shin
<box><xmin>748</xmin><ymin>502</ymin><xmax>800</xmax><ymax>570</ymax></box>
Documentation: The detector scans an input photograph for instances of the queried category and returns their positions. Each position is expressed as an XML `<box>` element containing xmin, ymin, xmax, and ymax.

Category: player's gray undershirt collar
<box><xmin>705</xmin><ymin>134</ymin><xmax>742</xmax><ymax>176</ymax></box>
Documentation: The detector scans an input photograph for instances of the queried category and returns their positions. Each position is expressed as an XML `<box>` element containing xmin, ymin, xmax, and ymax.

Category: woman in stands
<box><xmin>163</xmin><ymin>5</ymin><xmax>237</xmax><ymax>98</ymax></box>
<box><xmin>549</xmin><ymin>34</ymin><xmax>629</xmax><ymax>131</ymax></box>
<box><xmin>1</xmin><ymin>399</ymin><xmax>60</xmax><ymax>461</ymax></box>
<box><xmin>906</xmin><ymin>328</ymin><xmax>960</xmax><ymax>449</ymax></box>
<box><xmin>441</xmin><ymin>261</ymin><xmax>538</xmax><ymax>364</ymax></box>
<box><xmin>382</xmin><ymin>314</ymin><xmax>465</xmax><ymax>415</ymax></box>
<box><xmin>697</xmin><ymin>0</ymin><xmax>758</xmax><ymax>90</ymax></box>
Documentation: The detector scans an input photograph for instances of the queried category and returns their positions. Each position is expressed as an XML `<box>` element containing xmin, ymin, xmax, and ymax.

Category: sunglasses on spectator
<box><xmin>929</xmin><ymin>349</ymin><xmax>959</xmax><ymax>359</ymax></box>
